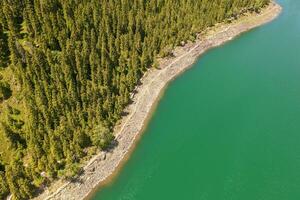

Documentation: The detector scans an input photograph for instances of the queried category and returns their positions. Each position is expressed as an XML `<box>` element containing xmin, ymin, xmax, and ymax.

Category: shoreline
<box><xmin>34</xmin><ymin>2</ymin><xmax>282</xmax><ymax>200</ymax></box>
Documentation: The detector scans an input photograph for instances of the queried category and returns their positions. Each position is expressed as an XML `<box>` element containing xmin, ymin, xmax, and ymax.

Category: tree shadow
<box><xmin>121</xmin><ymin>110</ymin><xmax>129</xmax><ymax>117</ymax></box>
<box><xmin>105</xmin><ymin>139</ymin><xmax>119</xmax><ymax>153</ymax></box>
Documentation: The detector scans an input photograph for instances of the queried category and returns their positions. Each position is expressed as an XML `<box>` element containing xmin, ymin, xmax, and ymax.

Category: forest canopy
<box><xmin>0</xmin><ymin>0</ymin><xmax>269</xmax><ymax>199</ymax></box>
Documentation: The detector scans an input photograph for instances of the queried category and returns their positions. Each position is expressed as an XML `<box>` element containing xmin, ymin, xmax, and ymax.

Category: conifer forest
<box><xmin>0</xmin><ymin>0</ymin><xmax>269</xmax><ymax>199</ymax></box>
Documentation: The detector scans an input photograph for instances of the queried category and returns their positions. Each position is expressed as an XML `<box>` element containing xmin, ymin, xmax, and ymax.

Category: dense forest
<box><xmin>0</xmin><ymin>0</ymin><xmax>269</xmax><ymax>199</ymax></box>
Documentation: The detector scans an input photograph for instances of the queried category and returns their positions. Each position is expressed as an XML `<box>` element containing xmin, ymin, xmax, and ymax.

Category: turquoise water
<box><xmin>93</xmin><ymin>1</ymin><xmax>300</xmax><ymax>199</ymax></box>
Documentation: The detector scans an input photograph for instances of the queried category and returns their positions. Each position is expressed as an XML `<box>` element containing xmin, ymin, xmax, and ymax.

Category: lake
<box><xmin>93</xmin><ymin>0</ymin><xmax>300</xmax><ymax>199</ymax></box>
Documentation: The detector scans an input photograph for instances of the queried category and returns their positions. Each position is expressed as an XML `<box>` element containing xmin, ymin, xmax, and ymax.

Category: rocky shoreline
<box><xmin>33</xmin><ymin>2</ymin><xmax>282</xmax><ymax>200</ymax></box>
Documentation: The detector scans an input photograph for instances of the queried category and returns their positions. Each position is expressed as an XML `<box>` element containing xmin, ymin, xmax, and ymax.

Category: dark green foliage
<box><xmin>0</xmin><ymin>172</ymin><xmax>10</xmax><ymax>200</ymax></box>
<box><xmin>0</xmin><ymin>81</ymin><xmax>12</xmax><ymax>101</ymax></box>
<box><xmin>0</xmin><ymin>0</ymin><xmax>269</xmax><ymax>198</ymax></box>
<box><xmin>5</xmin><ymin>160</ymin><xmax>34</xmax><ymax>200</ymax></box>
<box><xmin>0</xmin><ymin>23</ymin><xmax>10</xmax><ymax>68</ymax></box>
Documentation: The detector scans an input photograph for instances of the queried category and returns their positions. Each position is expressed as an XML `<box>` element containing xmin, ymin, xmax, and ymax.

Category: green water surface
<box><xmin>93</xmin><ymin>1</ymin><xmax>300</xmax><ymax>199</ymax></box>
